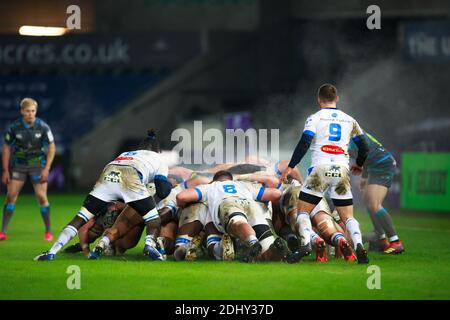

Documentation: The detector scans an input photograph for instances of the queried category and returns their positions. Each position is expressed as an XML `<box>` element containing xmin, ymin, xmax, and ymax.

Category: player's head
<box><xmin>317</xmin><ymin>84</ymin><xmax>339</xmax><ymax>105</ymax></box>
<box><xmin>138</xmin><ymin>129</ymin><xmax>161</xmax><ymax>152</ymax></box>
<box><xmin>20</xmin><ymin>97</ymin><xmax>38</xmax><ymax>123</ymax></box>
<box><xmin>212</xmin><ymin>170</ymin><xmax>233</xmax><ymax>182</ymax></box>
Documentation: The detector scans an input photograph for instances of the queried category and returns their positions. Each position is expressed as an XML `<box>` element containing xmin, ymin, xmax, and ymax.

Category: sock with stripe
<box><xmin>2</xmin><ymin>203</ymin><xmax>15</xmax><ymax>233</ymax></box>
<box><xmin>40</xmin><ymin>205</ymin><xmax>51</xmax><ymax>232</ymax></box>
<box><xmin>375</xmin><ymin>207</ymin><xmax>399</xmax><ymax>241</ymax></box>
<box><xmin>345</xmin><ymin>218</ymin><xmax>363</xmax><ymax>250</ymax></box>
<box><xmin>49</xmin><ymin>225</ymin><xmax>78</xmax><ymax>255</ymax></box>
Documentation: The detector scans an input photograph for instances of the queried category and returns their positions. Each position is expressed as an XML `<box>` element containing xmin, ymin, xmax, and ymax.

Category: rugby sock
<box><xmin>213</xmin><ymin>242</ymin><xmax>223</xmax><ymax>260</ymax></box>
<box><xmin>144</xmin><ymin>235</ymin><xmax>156</xmax><ymax>247</ymax></box>
<box><xmin>296</xmin><ymin>212</ymin><xmax>312</xmax><ymax>246</ymax></box>
<box><xmin>310</xmin><ymin>229</ymin><xmax>320</xmax><ymax>243</ymax></box>
<box><xmin>49</xmin><ymin>225</ymin><xmax>78</xmax><ymax>255</ymax></box>
<box><xmin>375</xmin><ymin>207</ymin><xmax>398</xmax><ymax>240</ymax></box>
<box><xmin>40</xmin><ymin>205</ymin><xmax>51</xmax><ymax>232</ymax></box>
<box><xmin>345</xmin><ymin>218</ymin><xmax>363</xmax><ymax>249</ymax></box>
<box><xmin>368</xmin><ymin>210</ymin><xmax>385</xmax><ymax>239</ymax></box>
<box><xmin>174</xmin><ymin>235</ymin><xmax>192</xmax><ymax>261</ymax></box>
<box><xmin>331</xmin><ymin>232</ymin><xmax>345</xmax><ymax>246</ymax></box>
<box><xmin>100</xmin><ymin>236</ymin><xmax>111</xmax><ymax>247</ymax></box>
<box><xmin>245</xmin><ymin>235</ymin><xmax>258</xmax><ymax>247</ymax></box>
<box><xmin>2</xmin><ymin>203</ymin><xmax>15</xmax><ymax>233</ymax></box>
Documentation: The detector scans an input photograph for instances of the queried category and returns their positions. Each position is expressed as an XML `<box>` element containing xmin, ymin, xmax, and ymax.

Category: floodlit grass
<box><xmin>1</xmin><ymin>194</ymin><xmax>449</xmax><ymax>300</ymax></box>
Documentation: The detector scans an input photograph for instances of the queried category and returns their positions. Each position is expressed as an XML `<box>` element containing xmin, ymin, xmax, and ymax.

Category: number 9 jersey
<box><xmin>303</xmin><ymin>108</ymin><xmax>364</xmax><ymax>169</ymax></box>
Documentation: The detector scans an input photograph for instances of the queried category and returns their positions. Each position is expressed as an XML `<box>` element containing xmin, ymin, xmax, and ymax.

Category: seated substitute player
<box><xmin>1</xmin><ymin>98</ymin><xmax>56</xmax><ymax>241</ymax></box>
<box><xmin>34</xmin><ymin>130</ymin><xmax>172</xmax><ymax>261</ymax></box>
<box><xmin>176</xmin><ymin>170</ymin><xmax>287</xmax><ymax>263</ymax></box>
<box><xmin>349</xmin><ymin>131</ymin><xmax>404</xmax><ymax>254</ymax></box>
<box><xmin>281</xmin><ymin>83</ymin><xmax>370</xmax><ymax>264</ymax></box>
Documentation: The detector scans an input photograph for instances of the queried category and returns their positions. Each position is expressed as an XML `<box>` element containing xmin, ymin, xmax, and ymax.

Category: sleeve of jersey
<box><xmin>352</xmin><ymin>134</ymin><xmax>370</xmax><ymax>167</ymax></box>
<box><xmin>194</xmin><ymin>185</ymin><xmax>207</xmax><ymax>202</ymax></box>
<box><xmin>43</xmin><ymin>124</ymin><xmax>55</xmax><ymax>144</ymax></box>
<box><xmin>288</xmin><ymin>132</ymin><xmax>314</xmax><ymax>169</ymax></box>
<box><xmin>4</xmin><ymin>126</ymin><xmax>14</xmax><ymax>145</ymax></box>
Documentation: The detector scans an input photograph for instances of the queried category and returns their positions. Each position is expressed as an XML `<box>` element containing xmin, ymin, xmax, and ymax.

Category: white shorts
<box><xmin>178</xmin><ymin>202</ymin><xmax>208</xmax><ymax>227</ymax></box>
<box><xmin>90</xmin><ymin>164</ymin><xmax>150</xmax><ymax>203</ymax></box>
<box><xmin>301</xmin><ymin>165</ymin><xmax>352</xmax><ymax>200</ymax></box>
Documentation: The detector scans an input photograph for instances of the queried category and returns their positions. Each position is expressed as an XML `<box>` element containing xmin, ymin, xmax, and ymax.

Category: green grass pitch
<box><xmin>0</xmin><ymin>194</ymin><xmax>449</xmax><ymax>300</ymax></box>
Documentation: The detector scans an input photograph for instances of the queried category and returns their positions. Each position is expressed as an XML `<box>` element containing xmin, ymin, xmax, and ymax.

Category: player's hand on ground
<box><xmin>280</xmin><ymin>167</ymin><xmax>292</xmax><ymax>183</ymax></box>
<box><xmin>350</xmin><ymin>165</ymin><xmax>363</xmax><ymax>176</ymax></box>
<box><xmin>40</xmin><ymin>168</ymin><xmax>49</xmax><ymax>182</ymax></box>
<box><xmin>2</xmin><ymin>171</ymin><xmax>10</xmax><ymax>185</ymax></box>
<box><xmin>359</xmin><ymin>178</ymin><xmax>367</xmax><ymax>191</ymax></box>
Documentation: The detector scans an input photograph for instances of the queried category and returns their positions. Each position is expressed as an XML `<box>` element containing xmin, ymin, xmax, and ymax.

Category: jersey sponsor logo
<box><xmin>35</xmin><ymin>133</ymin><xmax>42</xmax><ymax>138</ymax></box>
<box><xmin>104</xmin><ymin>171</ymin><xmax>121</xmax><ymax>183</ymax></box>
<box><xmin>114</xmin><ymin>156</ymin><xmax>134</xmax><ymax>161</ymax></box>
<box><xmin>16</xmin><ymin>133</ymin><xmax>23</xmax><ymax>140</ymax></box>
<box><xmin>321</xmin><ymin>145</ymin><xmax>345</xmax><ymax>155</ymax></box>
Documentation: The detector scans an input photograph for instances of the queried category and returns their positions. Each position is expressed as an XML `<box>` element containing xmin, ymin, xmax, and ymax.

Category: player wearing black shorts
<box><xmin>1</xmin><ymin>98</ymin><xmax>56</xmax><ymax>241</ymax></box>
<box><xmin>349</xmin><ymin>132</ymin><xmax>404</xmax><ymax>254</ymax></box>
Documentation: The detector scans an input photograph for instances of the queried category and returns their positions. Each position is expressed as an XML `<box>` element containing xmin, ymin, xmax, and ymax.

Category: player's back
<box><xmin>109</xmin><ymin>150</ymin><xmax>167</xmax><ymax>183</ymax></box>
<box><xmin>199</xmin><ymin>181</ymin><xmax>261</xmax><ymax>217</ymax></box>
<box><xmin>306</xmin><ymin>108</ymin><xmax>363</xmax><ymax>168</ymax></box>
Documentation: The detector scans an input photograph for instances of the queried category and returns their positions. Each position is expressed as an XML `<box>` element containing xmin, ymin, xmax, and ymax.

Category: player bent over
<box><xmin>176</xmin><ymin>171</ymin><xmax>286</xmax><ymax>262</ymax></box>
<box><xmin>281</xmin><ymin>84</ymin><xmax>370</xmax><ymax>264</ymax></box>
<box><xmin>34</xmin><ymin>130</ymin><xmax>172</xmax><ymax>261</ymax></box>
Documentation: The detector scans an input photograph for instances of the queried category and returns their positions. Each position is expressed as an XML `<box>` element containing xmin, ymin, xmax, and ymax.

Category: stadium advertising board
<box><xmin>402</xmin><ymin>21</ymin><xmax>450</xmax><ymax>63</ymax></box>
<box><xmin>401</xmin><ymin>153</ymin><xmax>450</xmax><ymax>211</ymax></box>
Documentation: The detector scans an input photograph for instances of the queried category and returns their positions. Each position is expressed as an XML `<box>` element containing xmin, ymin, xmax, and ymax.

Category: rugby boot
<box><xmin>315</xmin><ymin>237</ymin><xmax>328</xmax><ymax>263</ymax></box>
<box><xmin>34</xmin><ymin>251</ymin><xmax>55</xmax><ymax>261</ymax></box>
<box><xmin>220</xmin><ymin>234</ymin><xmax>235</xmax><ymax>261</ymax></box>
<box><xmin>384</xmin><ymin>240</ymin><xmax>405</xmax><ymax>254</ymax></box>
<box><xmin>338</xmin><ymin>237</ymin><xmax>357</xmax><ymax>262</ymax></box>
<box><xmin>186</xmin><ymin>234</ymin><xmax>203</xmax><ymax>261</ymax></box>
<box><xmin>356</xmin><ymin>243</ymin><xmax>369</xmax><ymax>264</ymax></box>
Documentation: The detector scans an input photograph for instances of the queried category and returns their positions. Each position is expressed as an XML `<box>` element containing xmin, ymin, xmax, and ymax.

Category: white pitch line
<box><xmin>400</xmin><ymin>226</ymin><xmax>450</xmax><ymax>233</ymax></box>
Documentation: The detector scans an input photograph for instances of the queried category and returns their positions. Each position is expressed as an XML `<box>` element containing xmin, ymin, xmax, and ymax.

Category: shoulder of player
<box><xmin>35</xmin><ymin>118</ymin><xmax>51</xmax><ymax>130</ymax></box>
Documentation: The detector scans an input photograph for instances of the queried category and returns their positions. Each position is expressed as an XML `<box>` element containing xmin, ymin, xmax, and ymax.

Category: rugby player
<box><xmin>34</xmin><ymin>130</ymin><xmax>172</xmax><ymax>261</ymax></box>
<box><xmin>349</xmin><ymin>132</ymin><xmax>404</xmax><ymax>254</ymax></box>
<box><xmin>281</xmin><ymin>84</ymin><xmax>370</xmax><ymax>264</ymax></box>
<box><xmin>1</xmin><ymin>98</ymin><xmax>56</xmax><ymax>241</ymax></box>
<box><xmin>176</xmin><ymin>170</ymin><xmax>286</xmax><ymax>262</ymax></box>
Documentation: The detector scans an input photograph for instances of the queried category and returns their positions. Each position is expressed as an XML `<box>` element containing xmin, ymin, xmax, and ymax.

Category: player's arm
<box><xmin>2</xmin><ymin>144</ymin><xmax>11</xmax><ymax>185</ymax></box>
<box><xmin>350</xmin><ymin>127</ymin><xmax>370</xmax><ymax>175</ymax></box>
<box><xmin>236</xmin><ymin>173</ymin><xmax>280</xmax><ymax>189</ymax></box>
<box><xmin>2</xmin><ymin>126</ymin><xmax>15</xmax><ymax>185</ymax></box>
<box><xmin>176</xmin><ymin>187</ymin><xmax>204</xmax><ymax>208</ymax></box>
<box><xmin>184</xmin><ymin>175</ymin><xmax>211</xmax><ymax>188</ymax></box>
<box><xmin>253</xmin><ymin>185</ymin><xmax>282</xmax><ymax>202</ymax></box>
<box><xmin>41</xmin><ymin>142</ymin><xmax>55</xmax><ymax>182</ymax></box>
<box><xmin>78</xmin><ymin>218</ymin><xmax>96</xmax><ymax>257</ymax></box>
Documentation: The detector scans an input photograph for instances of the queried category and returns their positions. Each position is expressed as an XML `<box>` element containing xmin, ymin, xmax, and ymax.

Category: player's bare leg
<box><xmin>159</xmin><ymin>221</ymin><xmax>177</xmax><ymax>255</ymax></box>
<box><xmin>32</xmin><ymin>181</ymin><xmax>52</xmax><ymax>240</ymax></box>
<box><xmin>365</xmin><ymin>184</ymin><xmax>403</xmax><ymax>254</ymax></box>
<box><xmin>1</xmin><ymin>179</ymin><xmax>25</xmax><ymax>240</ymax></box>
<box><xmin>114</xmin><ymin>224</ymin><xmax>145</xmax><ymax>255</ymax></box>
<box><xmin>227</xmin><ymin>217</ymin><xmax>261</xmax><ymax>263</ymax></box>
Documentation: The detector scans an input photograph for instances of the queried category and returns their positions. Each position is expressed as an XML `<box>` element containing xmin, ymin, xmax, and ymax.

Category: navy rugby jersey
<box><xmin>4</xmin><ymin>118</ymin><xmax>54</xmax><ymax>166</ymax></box>
<box><xmin>348</xmin><ymin>132</ymin><xmax>395</xmax><ymax>177</ymax></box>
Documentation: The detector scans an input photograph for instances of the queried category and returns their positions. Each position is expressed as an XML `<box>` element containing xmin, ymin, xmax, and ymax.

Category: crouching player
<box><xmin>176</xmin><ymin>170</ymin><xmax>288</xmax><ymax>263</ymax></box>
<box><xmin>34</xmin><ymin>130</ymin><xmax>172</xmax><ymax>261</ymax></box>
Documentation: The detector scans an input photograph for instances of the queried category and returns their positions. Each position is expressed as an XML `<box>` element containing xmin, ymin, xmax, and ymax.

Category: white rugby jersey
<box><xmin>303</xmin><ymin>108</ymin><xmax>364</xmax><ymax>168</ymax></box>
<box><xmin>195</xmin><ymin>181</ymin><xmax>265</xmax><ymax>231</ymax></box>
<box><xmin>109</xmin><ymin>150</ymin><xmax>168</xmax><ymax>184</ymax></box>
